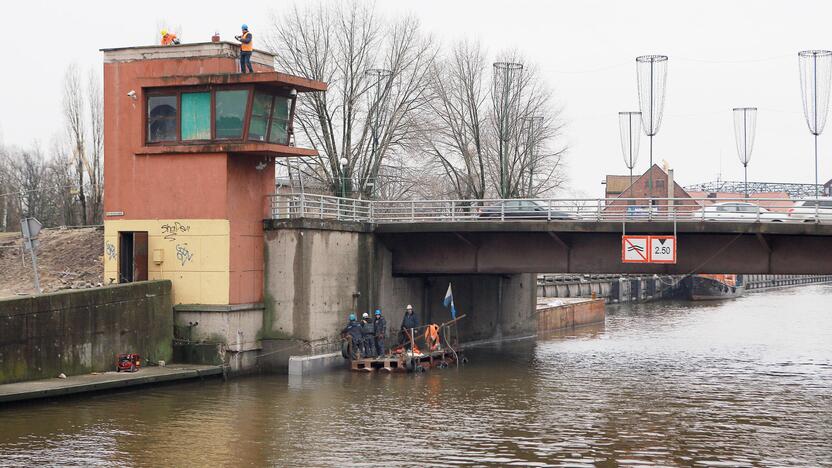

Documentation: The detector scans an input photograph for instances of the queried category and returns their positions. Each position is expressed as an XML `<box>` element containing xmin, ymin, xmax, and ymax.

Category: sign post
<box><xmin>21</xmin><ymin>217</ymin><xmax>43</xmax><ymax>293</ymax></box>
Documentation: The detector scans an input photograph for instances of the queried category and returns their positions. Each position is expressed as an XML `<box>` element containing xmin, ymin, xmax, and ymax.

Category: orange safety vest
<box><xmin>240</xmin><ymin>31</ymin><xmax>253</xmax><ymax>52</ymax></box>
<box><xmin>424</xmin><ymin>324</ymin><xmax>440</xmax><ymax>351</ymax></box>
<box><xmin>161</xmin><ymin>33</ymin><xmax>177</xmax><ymax>46</ymax></box>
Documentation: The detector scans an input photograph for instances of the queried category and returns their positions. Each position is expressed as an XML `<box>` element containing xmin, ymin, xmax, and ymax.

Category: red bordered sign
<box><xmin>621</xmin><ymin>235</ymin><xmax>650</xmax><ymax>263</ymax></box>
<box><xmin>649</xmin><ymin>235</ymin><xmax>677</xmax><ymax>264</ymax></box>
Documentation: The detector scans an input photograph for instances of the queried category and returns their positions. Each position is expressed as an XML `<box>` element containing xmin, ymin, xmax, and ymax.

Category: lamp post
<box><xmin>522</xmin><ymin>115</ymin><xmax>544</xmax><ymax>195</ymax></box>
<box><xmin>636</xmin><ymin>55</ymin><xmax>668</xmax><ymax>202</ymax></box>
<box><xmin>493</xmin><ymin>62</ymin><xmax>524</xmax><ymax>198</ymax></box>
<box><xmin>798</xmin><ymin>50</ymin><xmax>832</xmax><ymax>200</ymax></box>
<box><xmin>618</xmin><ymin>111</ymin><xmax>642</xmax><ymax>200</ymax></box>
<box><xmin>365</xmin><ymin>68</ymin><xmax>392</xmax><ymax>199</ymax></box>
<box><xmin>339</xmin><ymin>157</ymin><xmax>348</xmax><ymax>198</ymax></box>
<box><xmin>732</xmin><ymin>107</ymin><xmax>757</xmax><ymax>198</ymax></box>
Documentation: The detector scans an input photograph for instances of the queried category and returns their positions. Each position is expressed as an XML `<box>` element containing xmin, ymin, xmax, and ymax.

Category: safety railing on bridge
<box><xmin>267</xmin><ymin>193</ymin><xmax>832</xmax><ymax>224</ymax></box>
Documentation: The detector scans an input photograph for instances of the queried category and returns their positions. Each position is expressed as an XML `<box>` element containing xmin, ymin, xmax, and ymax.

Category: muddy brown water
<box><xmin>1</xmin><ymin>285</ymin><xmax>831</xmax><ymax>467</ymax></box>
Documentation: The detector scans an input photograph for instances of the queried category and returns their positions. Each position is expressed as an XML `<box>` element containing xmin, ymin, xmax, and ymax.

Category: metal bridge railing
<box><xmin>267</xmin><ymin>194</ymin><xmax>832</xmax><ymax>224</ymax></box>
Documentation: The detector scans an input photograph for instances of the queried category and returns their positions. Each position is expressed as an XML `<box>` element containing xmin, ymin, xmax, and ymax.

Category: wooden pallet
<box><xmin>349</xmin><ymin>348</ymin><xmax>460</xmax><ymax>373</ymax></box>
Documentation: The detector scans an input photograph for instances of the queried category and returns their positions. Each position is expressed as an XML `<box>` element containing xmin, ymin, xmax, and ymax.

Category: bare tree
<box><xmin>63</xmin><ymin>64</ymin><xmax>88</xmax><ymax>224</ymax></box>
<box><xmin>421</xmin><ymin>44</ymin><xmax>566</xmax><ymax>200</ymax></box>
<box><xmin>267</xmin><ymin>1</ymin><xmax>437</xmax><ymax>197</ymax></box>
<box><xmin>87</xmin><ymin>69</ymin><xmax>104</xmax><ymax>223</ymax></box>
<box><xmin>420</xmin><ymin>41</ymin><xmax>491</xmax><ymax>199</ymax></box>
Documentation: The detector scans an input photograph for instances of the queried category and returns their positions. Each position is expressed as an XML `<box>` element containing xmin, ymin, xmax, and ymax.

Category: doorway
<box><xmin>118</xmin><ymin>231</ymin><xmax>148</xmax><ymax>283</ymax></box>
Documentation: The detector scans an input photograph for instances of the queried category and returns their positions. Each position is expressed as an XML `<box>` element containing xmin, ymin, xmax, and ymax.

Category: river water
<box><xmin>1</xmin><ymin>285</ymin><xmax>831</xmax><ymax>467</ymax></box>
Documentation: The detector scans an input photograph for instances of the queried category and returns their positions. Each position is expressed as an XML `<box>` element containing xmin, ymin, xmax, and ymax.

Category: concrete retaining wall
<box><xmin>0</xmin><ymin>281</ymin><xmax>173</xmax><ymax>384</ymax></box>
<box><xmin>537</xmin><ymin>298</ymin><xmax>606</xmax><ymax>334</ymax></box>
<box><xmin>538</xmin><ymin>275</ymin><xmax>678</xmax><ymax>303</ymax></box>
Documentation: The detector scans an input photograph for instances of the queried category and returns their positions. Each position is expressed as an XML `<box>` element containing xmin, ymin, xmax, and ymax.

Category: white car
<box><xmin>787</xmin><ymin>198</ymin><xmax>832</xmax><ymax>222</ymax></box>
<box><xmin>692</xmin><ymin>202</ymin><xmax>784</xmax><ymax>222</ymax></box>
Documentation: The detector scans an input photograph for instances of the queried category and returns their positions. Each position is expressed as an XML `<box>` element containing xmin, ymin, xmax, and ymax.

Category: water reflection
<box><xmin>1</xmin><ymin>286</ymin><xmax>831</xmax><ymax>466</ymax></box>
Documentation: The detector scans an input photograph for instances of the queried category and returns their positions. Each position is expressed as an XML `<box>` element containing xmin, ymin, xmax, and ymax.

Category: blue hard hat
<box><xmin>241</xmin><ymin>24</ymin><xmax>249</xmax><ymax>30</ymax></box>
<box><xmin>374</xmin><ymin>309</ymin><xmax>381</xmax><ymax>316</ymax></box>
<box><xmin>349</xmin><ymin>313</ymin><xmax>356</xmax><ymax>321</ymax></box>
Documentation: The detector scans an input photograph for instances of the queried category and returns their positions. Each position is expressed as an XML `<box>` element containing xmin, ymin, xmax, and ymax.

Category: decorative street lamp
<box><xmin>636</xmin><ymin>55</ymin><xmax>668</xmax><ymax>201</ymax></box>
<box><xmin>493</xmin><ymin>62</ymin><xmax>524</xmax><ymax>198</ymax></box>
<box><xmin>339</xmin><ymin>157</ymin><xmax>349</xmax><ymax>198</ymax></box>
<box><xmin>618</xmin><ymin>111</ymin><xmax>642</xmax><ymax>199</ymax></box>
<box><xmin>365</xmin><ymin>68</ymin><xmax>392</xmax><ymax>199</ymax></box>
<box><xmin>798</xmin><ymin>50</ymin><xmax>832</xmax><ymax>200</ymax></box>
<box><xmin>523</xmin><ymin>115</ymin><xmax>545</xmax><ymax>195</ymax></box>
<box><xmin>732</xmin><ymin>107</ymin><xmax>757</xmax><ymax>198</ymax></box>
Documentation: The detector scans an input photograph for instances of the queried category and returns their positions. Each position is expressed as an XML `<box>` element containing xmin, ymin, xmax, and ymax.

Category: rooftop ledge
<box><xmin>136</xmin><ymin>142</ymin><xmax>317</xmax><ymax>158</ymax></box>
<box><xmin>138</xmin><ymin>71</ymin><xmax>327</xmax><ymax>93</ymax></box>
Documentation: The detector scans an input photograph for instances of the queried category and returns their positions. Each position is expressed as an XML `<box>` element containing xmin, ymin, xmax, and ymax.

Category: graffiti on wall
<box><xmin>105</xmin><ymin>241</ymin><xmax>117</xmax><ymax>261</ymax></box>
<box><xmin>175</xmin><ymin>243</ymin><xmax>194</xmax><ymax>266</ymax></box>
<box><xmin>161</xmin><ymin>222</ymin><xmax>191</xmax><ymax>241</ymax></box>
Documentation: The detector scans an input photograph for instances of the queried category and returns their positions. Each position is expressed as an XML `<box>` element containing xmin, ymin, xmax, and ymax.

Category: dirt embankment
<box><xmin>0</xmin><ymin>227</ymin><xmax>104</xmax><ymax>298</ymax></box>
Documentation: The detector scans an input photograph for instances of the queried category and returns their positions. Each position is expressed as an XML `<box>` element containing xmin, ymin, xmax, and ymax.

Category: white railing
<box><xmin>267</xmin><ymin>194</ymin><xmax>832</xmax><ymax>224</ymax></box>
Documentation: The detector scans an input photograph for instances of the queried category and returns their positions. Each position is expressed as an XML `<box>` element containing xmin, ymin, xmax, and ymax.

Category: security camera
<box><xmin>127</xmin><ymin>90</ymin><xmax>137</xmax><ymax>100</ymax></box>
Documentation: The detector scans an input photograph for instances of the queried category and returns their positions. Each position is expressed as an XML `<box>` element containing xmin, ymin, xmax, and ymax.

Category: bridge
<box><xmin>266</xmin><ymin>193</ymin><xmax>832</xmax><ymax>275</ymax></box>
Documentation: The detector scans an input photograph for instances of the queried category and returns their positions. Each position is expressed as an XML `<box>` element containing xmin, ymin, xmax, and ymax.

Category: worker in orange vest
<box><xmin>160</xmin><ymin>29</ymin><xmax>179</xmax><ymax>46</ymax></box>
<box><xmin>424</xmin><ymin>324</ymin><xmax>440</xmax><ymax>352</ymax></box>
<box><xmin>235</xmin><ymin>24</ymin><xmax>254</xmax><ymax>73</ymax></box>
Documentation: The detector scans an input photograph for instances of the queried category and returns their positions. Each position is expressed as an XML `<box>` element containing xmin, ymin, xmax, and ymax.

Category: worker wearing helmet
<box><xmin>360</xmin><ymin>312</ymin><xmax>376</xmax><ymax>357</ymax></box>
<box><xmin>340</xmin><ymin>313</ymin><xmax>362</xmax><ymax>359</ymax></box>
<box><xmin>234</xmin><ymin>24</ymin><xmax>254</xmax><ymax>73</ymax></box>
<box><xmin>373</xmin><ymin>309</ymin><xmax>387</xmax><ymax>356</ymax></box>
<box><xmin>399</xmin><ymin>304</ymin><xmax>419</xmax><ymax>349</ymax></box>
<box><xmin>160</xmin><ymin>29</ymin><xmax>179</xmax><ymax>46</ymax></box>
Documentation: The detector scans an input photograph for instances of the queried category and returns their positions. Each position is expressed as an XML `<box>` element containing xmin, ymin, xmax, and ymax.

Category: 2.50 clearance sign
<box><xmin>621</xmin><ymin>235</ymin><xmax>676</xmax><ymax>264</ymax></box>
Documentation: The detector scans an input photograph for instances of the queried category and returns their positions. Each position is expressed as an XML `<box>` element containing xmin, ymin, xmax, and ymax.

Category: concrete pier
<box><xmin>0</xmin><ymin>364</ymin><xmax>224</xmax><ymax>404</ymax></box>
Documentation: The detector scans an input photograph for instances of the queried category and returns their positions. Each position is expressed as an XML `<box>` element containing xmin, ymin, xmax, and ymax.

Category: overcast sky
<box><xmin>1</xmin><ymin>0</ymin><xmax>831</xmax><ymax>196</ymax></box>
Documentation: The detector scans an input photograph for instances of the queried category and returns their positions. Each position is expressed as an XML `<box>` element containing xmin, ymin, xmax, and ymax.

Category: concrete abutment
<box><xmin>260</xmin><ymin>220</ymin><xmax>537</xmax><ymax>371</ymax></box>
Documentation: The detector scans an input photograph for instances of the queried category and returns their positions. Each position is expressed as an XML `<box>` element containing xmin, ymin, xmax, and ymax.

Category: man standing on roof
<box><xmin>399</xmin><ymin>304</ymin><xmax>419</xmax><ymax>349</ymax></box>
<box><xmin>373</xmin><ymin>309</ymin><xmax>387</xmax><ymax>356</ymax></box>
<box><xmin>160</xmin><ymin>29</ymin><xmax>179</xmax><ymax>46</ymax></box>
<box><xmin>235</xmin><ymin>24</ymin><xmax>254</xmax><ymax>73</ymax></box>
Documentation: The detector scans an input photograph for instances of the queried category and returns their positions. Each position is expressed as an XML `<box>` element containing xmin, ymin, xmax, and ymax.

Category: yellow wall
<box><xmin>103</xmin><ymin>219</ymin><xmax>230</xmax><ymax>305</ymax></box>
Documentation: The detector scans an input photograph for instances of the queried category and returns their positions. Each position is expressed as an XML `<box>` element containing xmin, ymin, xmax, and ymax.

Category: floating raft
<box><xmin>350</xmin><ymin>347</ymin><xmax>461</xmax><ymax>373</ymax></box>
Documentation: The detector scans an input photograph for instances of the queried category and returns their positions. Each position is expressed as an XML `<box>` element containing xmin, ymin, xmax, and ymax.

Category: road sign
<box><xmin>21</xmin><ymin>217</ymin><xmax>42</xmax><ymax>240</ymax></box>
<box><xmin>649</xmin><ymin>235</ymin><xmax>677</xmax><ymax>264</ymax></box>
<box><xmin>19</xmin><ymin>217</ymin><xmax>42</xmax><ymax>293</ymax></box>
<box><xmin>622</xmin><ymin>235</ymin><xmax>650</xmax><ymax>263</ymax></box>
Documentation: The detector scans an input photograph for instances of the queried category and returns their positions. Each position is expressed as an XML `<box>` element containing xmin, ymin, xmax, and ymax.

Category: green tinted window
<box><xmin>147</xmin><ymin>95</ymin><xmax>177</xmax><ymax>142</ymax></box>
<box><xmin>268</xmin><ymin>96</ymin><xmax>290</xmax><ymax>144</ymax></box>
<box><xmin>181</xmin><ymin>92</ymin><xmax>211</xmax><ymax>140</ymax></box>
<box><xmin>215</xmin><ymin>90</ymin><xmax>249</xmax><ymax>139</ymax></box>
<box><xmin>248</xmin><ymin>92</ymin><xmax>273</xmax><ymax>142</ymax></box>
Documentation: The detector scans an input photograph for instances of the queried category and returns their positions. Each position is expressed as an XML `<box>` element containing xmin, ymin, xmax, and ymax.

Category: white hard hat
<box><xmin>362</xmin><ymin>312</ymin><xmax>369</xmax><ymax>318</ymax></box>
<box><xmin>406</xmin><ymin>304</ymin><xmax>413</xmax><ymax>310</ymax></box>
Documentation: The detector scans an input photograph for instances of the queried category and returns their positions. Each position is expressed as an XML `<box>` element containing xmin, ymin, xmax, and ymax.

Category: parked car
<box><xmin>692</xmin><ymin>202</ymin><xmax>784</xmax><ymax>222</ymax></box>
<box><xmin>787</xmin><ymin>198</ymin><xmax>832</xmax><ymax>222</ymax></box>
<box><xmin>478</xmin><ymin>200</ymin><xmax>576</xmax><ymax>220</ymax></box>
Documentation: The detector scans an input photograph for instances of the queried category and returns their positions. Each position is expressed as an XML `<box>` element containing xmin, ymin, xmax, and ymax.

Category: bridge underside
<box><xmin>375</xmin><ymin>221</ymin><xmax>832</xmax><ymax>275</ymax></box>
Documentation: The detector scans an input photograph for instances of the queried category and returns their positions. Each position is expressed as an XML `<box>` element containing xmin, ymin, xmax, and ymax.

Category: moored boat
<box><xmin>682</xmin><ymin>274</ymin><xmax>745</xmax><ymax>300</ymax></box>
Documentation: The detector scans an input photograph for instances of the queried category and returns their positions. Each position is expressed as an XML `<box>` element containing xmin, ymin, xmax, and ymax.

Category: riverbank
<box><xmin>0</xmin><ymin>364</ymin><xmax>224</xmax><ymax>404</ymax></box>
